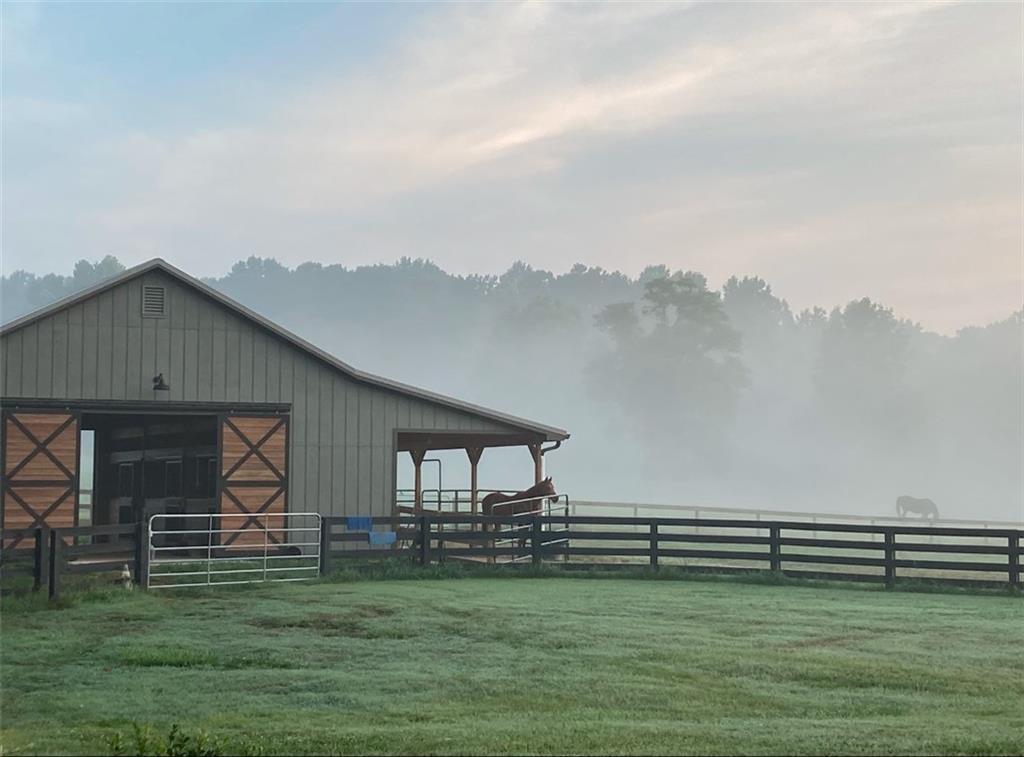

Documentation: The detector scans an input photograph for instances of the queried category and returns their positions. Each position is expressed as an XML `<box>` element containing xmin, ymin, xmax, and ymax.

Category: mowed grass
<box><xmin>1</xmin><ymin>575</ymin><xmax>1022</xmax><ymax>755</ymax></box>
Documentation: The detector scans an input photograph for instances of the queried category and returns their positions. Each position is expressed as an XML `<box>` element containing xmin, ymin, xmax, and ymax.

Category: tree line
<box><xmin>2</xmin><ymin>256</ymin><xmax>1019</xmax><ymax>520</ymax></box>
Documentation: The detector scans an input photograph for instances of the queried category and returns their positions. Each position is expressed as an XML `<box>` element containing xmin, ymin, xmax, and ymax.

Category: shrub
<box><xmin>105</xmin><ymin>723</ymin><xmax>265</xmax><ymax>756</ymax></box>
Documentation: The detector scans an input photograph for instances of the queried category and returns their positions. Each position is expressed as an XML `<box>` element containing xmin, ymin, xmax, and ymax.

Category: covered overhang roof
<box><xmin>0</xmin><ymin>258</ymin><xmax>569</xmax><ymax>443</ymax></box>
<box><xmin>396</xmin><ymin>430</ymin><xmax>556</xmax><ymax>453</ymax></box>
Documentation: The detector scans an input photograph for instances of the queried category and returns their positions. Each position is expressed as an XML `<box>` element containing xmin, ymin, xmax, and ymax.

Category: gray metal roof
<box><xmin>0</xmin><ymin>258</ymin><xmax>569</xmax><ymax>441</ymax></box>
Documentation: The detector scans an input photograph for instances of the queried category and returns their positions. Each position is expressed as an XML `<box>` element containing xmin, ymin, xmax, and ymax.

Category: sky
<box><xmin>2</xmin><ymin>1</ymin><xmax>1021</xmax><ymax>334</ymax></box>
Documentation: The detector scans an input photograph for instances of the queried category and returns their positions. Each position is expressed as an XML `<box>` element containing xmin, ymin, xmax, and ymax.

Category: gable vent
<box><xmin>141</xmin><ymin>285</ymin><xmax>167</xmax><ymax>317</ymax></box>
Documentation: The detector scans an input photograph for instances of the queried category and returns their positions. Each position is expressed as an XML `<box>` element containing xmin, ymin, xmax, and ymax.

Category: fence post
<box><xmin>134</xmin><ymin>521</ymin><xmax>145</xmax><ymax>587</ymax></box>
<box><xmin>48</xmin><ymin>529</ymin><xmax>61</xmax><ymax>600</ymax></box>
<box><xmin>319</xmin><ymin>519</ymin><xmax>332</xmax><ymax>576</ymax></box>
<box><xmin>1009</xmin><ymin>534</ymin><xmax>1020</xmax><ymax>588</ymax></box>
<box><xmin>884</xmin><ymin>530</ymin><xmax>896</xmax><ymax>588</ymax></box>
<box><xmin>34</xmin><ymin>526</ymin><xmax>50</xmax><ymax>592</ymax></box>
<box><xmin>531</xmin><ymin>517</ymin><xmax>541</xmax><ymax>566</ymax></box>
<box><xmin>418</xmin><ymin>515</ymin><xmax>429</xmax><ymax>565</ymax></box>
<box><xmin>769</xmin><ymin>524</ymin><xmax>781</xmax><ymax>572</ymax></box>
<box><xmin>649</xmin><ymin>522</ymin><xmax>658</xmax><ymax>570</ymax></box>
<box><xmin>137</xmin><ymin>520</ymin><xmax>150</xmax><ymax>590</ymax></box>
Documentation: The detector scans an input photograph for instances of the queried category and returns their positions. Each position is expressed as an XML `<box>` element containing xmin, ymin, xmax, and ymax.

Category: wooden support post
<box><xmin>48</xmin><ymin>529</ymin><xmax>61</xmax><ymax>600</ymax></box>
<box><xmin>528</xmin><ymin>443</ymin><xmax>543</xmax><ymax>485</ymax></box>
<box><xmin>769</xmin><ymin>525</ymin><xmax>781</xmax><ymax>572</ymax></box>
<box><xmin>1009</xmin><ymin>534</ymin><xmax>1020</xmax><ymax>588</ymax></box>
<box><xmin>531</xmin><ymin>516</ymin><xmax>541</xmax><ymax>566</ymax></box>
<box><xmin>409</xmin><ymin>449</ymin><xmax>426</xmax><ymax>514</ymax></box>
<box><xmin>319</xmin><ymin>519</ymin><xmax>332</xmax><ymax>576</ymax></box>
<box><xmin>34</xmin><ymin>527</ymin><xmax>50</xmax><ymax>592</ymax></box>
<box><xmin>466</xmin><ymin>446</ymin><xmax>484</xmax><ymax>546</ymax></box>
<box><xmin>884</xmin><ymin>530</ymin><xmax>896</xmax><ymax>588</ymax></box>
<box><xmin>418</xmin><ymin>515</ymin><xmax>429</xmax><ymax>565</ymax></box>
<box><xmin>466</xmin><ymin>447</ymin><xmax>483</xmax><ymax>517</ymax></box>
<box><xmin>649</xmin><ymin>522</ymin><xmax>659</xmax><ymax>569</ymax></box>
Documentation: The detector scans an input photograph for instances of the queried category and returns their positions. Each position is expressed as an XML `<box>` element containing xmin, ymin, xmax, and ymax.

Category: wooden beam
<box><xmin>409</xmin><ymin>449</ymin><xmax>426</xmax><ymax>513</ymax></box>
<box><xmin>466</xmin><ymin>447</ymin><xmax>484</xmax><ymax>518</ymax></box>
<box><xmin>529</xmin><ymin>443</ymin><xmax>543</xmax><ymax>484</ymax></box>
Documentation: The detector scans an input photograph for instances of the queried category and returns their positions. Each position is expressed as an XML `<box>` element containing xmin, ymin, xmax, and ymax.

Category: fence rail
<box><xmin>397</xmin><ymin>490</ymin><xmax>1021</xmax><ymax>529</ymax></box>
<box><xmin>4</xmin><ymin>514</ymin><xmax>1022</xmax><ymax>599</ymax></box>
<box><xmin>411</xmin><ymin>514</ymin><xmax>1023</xmax><ymax>587</ymax></box>
<box><xmin>569</xmin><ymin>499</ymin><xmax>1022</xmax><ymax>529</ymax></box>
<box><xmin>1</xmin><ymin>523</ymin><xmax>141</xmax><ymax>599</ymax></box>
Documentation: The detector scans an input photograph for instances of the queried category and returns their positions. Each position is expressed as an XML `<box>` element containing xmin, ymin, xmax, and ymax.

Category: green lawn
<box><xmin>1</xmin><ymin>574</ymin><xmax>1022</xmax><ymax>755</ymax></box>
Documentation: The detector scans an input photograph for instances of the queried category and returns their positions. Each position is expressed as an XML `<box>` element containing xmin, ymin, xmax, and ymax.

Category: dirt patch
<box><xmin>353</xmin><ymin>604</ymin><xmax>397</xmax><ymax>618</ymax></box>
<box><xmin>778</xmin><ymin>633</ymin><xmax>876</xmax><ymax>649</ymax></box>
<box><xmin>249</xmin><ymin>613</ymin><xmax>410</xmax><ymax>639</ymax></box>
<box><xmin>437</xmin><ymin>605</ymin><xmax>486</xmax><ymax>621</ymax></box>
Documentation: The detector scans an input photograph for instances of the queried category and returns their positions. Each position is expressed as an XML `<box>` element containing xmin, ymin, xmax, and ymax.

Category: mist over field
<box><xmin>3</xmin><ymin>257</ymin><xmax>1020</xmax><ymax>523</ymax></box>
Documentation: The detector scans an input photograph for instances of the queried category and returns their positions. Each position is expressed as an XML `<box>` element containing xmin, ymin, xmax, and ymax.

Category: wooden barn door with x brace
<box><xmin>1</xmin><ymin>410</ymin><xmax>80</xmax><ymax>549</ymax></box>
<box><xmin>219</xmin><ymin>414</ymin><xmax>289</xmax><ymax>549</ymax></box>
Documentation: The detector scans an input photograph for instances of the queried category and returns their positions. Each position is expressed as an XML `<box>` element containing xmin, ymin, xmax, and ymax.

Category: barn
<box><xmin>0</xmin><ymin>259</ymin><xmax>568</xmax><ymax>548</ymax></box>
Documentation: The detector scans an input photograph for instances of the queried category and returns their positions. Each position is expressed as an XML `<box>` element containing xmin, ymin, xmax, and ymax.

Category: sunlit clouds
<box><xmin>3</xmin><ymin>1</ymin><xmax>1020</xmax><ymax>333</ymax></box>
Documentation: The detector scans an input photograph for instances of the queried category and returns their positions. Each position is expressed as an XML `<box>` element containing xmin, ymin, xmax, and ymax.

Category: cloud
<box><xmin>3</xmin><ymin>1</ymin><xmax>1021</xmax><ymax>333</ymax></box>
<box><xmin>94</xmin><ymin>3</ymin><xmax>951</xmax><ymax>211</ymax></box>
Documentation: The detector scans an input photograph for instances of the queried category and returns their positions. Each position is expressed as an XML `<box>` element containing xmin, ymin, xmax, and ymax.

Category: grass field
<box><xmin>1</xmin><ymin>572</ymin><xmax>1022</xmax><ymax>755</ymax></box>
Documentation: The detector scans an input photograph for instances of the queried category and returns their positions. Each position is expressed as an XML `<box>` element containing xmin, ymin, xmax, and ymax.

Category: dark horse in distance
<box><xmin>897</xmin><ymin>495</ymin><xmax>939</xmax><ymax>522</ymax></box>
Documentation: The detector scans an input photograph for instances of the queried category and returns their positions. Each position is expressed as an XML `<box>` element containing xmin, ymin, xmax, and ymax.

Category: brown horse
<box><xmin>481</xmin><ymin>477</ymin><xmax>557</xmax><ymax>517</ymax></box>
<box><xmin>481</xmin><ymin>477</ymin><xmax>557</xmax><ymax>551</ymax></box>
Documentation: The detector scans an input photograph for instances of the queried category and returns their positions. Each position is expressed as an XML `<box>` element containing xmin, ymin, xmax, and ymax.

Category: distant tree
<box><xmin>815</xmin><ymin>297</ymin><xmax>920</xmax><ymax>438</ymax></box>
<box><xmin>1</xmin><ymin>256</ymin><xmax>125</xmax><ymax>322</ymax></box>
<box><xmin>71</xmin><ymin>256</ymin><xmax>126</xmax><ymax>288</ymax></box>
<box><xmin>722</xmin><ymin>276</ymin><xmax>793</xmax><ymax>341</ymax></box>
<box><xmin>588</xmin><ymin>272</ymin><xmax>747</xmax><ymax>467</ymax></box>
<box><xmin>2</xmin><ymin>253</ymin><xmax>1019</xmax><ymax>519</ymax></box>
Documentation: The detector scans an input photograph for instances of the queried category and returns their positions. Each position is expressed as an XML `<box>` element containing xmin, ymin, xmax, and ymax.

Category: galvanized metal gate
<box><xmin>146</xmin><ymin>512</ymin><xmax>321</xmax><ymax>589</ymax></box>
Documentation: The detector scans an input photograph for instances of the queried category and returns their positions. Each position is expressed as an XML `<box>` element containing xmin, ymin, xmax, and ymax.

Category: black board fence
<box><xmin>404</xmin><ymin>514</ymin><xmax>1022</xmax><ymax>588</ymax></box>
<box><xmin>4</xmin><ymin>515</ymin><xmax>1021</xmax><ymax>598</ymax></box>
<box><xmin>2</xmin><ymin>524</ymin><xmax>142</xmax><ymax>600</ymax></box>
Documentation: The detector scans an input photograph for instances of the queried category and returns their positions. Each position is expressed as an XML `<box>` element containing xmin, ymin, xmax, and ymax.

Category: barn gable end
<box><xmin>0</xmin><ymin>260</ymin><xmax>566</xmax><ymax>518</ymax></box>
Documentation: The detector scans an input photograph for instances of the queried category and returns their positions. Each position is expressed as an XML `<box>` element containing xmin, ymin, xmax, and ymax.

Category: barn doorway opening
<box><xmin>77</xmin><ymin>429</ymin><xmax>96</xmax><ymax>526</ymax></box>
<box><xmin>82</xmin><ymin>413</ymin><xmax>219</xmax><ymax>531</ymax></box>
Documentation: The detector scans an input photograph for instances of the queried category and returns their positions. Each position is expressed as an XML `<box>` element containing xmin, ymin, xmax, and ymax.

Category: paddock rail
<box><xmin>4</xmin><ymin>515</ymin><xmax>1022</xmax><ymax>598</ymax></box>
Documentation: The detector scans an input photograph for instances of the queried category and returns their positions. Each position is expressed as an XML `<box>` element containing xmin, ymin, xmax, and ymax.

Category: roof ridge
<box><xmin>0</xmin><ymin>258</ymin><xmax>569</xmax><ymax>441</ymax></box>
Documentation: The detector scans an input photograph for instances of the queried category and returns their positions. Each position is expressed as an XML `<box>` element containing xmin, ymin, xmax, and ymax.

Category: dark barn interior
<box><xmin>84</xmin><ymin>413</ymin><xmax>218</xmax><ymax>544</ymax></box>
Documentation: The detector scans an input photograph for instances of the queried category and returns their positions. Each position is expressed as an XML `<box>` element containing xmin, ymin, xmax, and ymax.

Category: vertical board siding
<box><xmin>83</xmin><ymin>326</ymin><xmax>99</xmax><ymax>400</ymax></box>
<box><xmin>238</xmin><ymin>326</ymin><xmax>253</xmax><ymax>402</ymax></box>
<box><xmin>344</xmin><ymin>446</ymin><xmax>358</xmax><ymax>515</ymax></box>
<box><xmin>3</xmin><ymin>331</ymin><xmax>21</xmax><ymax>395</ymax></box>
<box><xmin>266</xmin><ymin>339</ymin><xmax>280</xmax><ymax>402</ymax></box>
<box><xmin>21</xmin><ymin>323</ymin><xmax>38</xmax><ymax>396</ymax></box>
<box><xmin>96</xmin><ymin>292</ymin><xmax>113</xmax><ymax>397</ymax></box>
<box><xmin>1</xmin><ymin>270</ymin><xmax>521</xmax><ymax>517</ymax></box>
<box><xmin>111</xmin><ymin>326</ymin><xmax>128</xmax><ymax>398</ymax></box>
<box><xmin>51</xmin><ymin>312</ymin><xmax>68</xmax><ymax>397</ymax></box>
<box><xmin>252</xmin><ymin>333</ymin><xmax>267</xmax><ymax>402</ymax></box>
<box><xmin>183</xmin><ymin>329</ymin><xmax>199</xmax><ymax>400</ymax></box>
<box><xmin>36</xmin><ymin>318</ymin><xmax>53</xmax><ymax>396</ymax></box>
